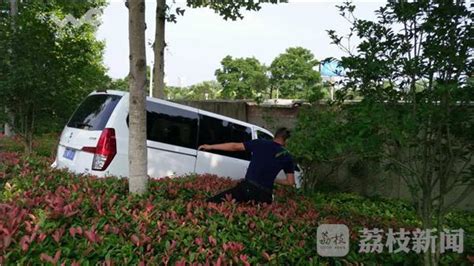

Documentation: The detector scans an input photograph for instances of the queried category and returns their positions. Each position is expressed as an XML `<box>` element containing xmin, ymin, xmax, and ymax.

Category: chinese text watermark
<box><xmin>359</xmin><ymin>228</ymin><xmax>464</xmax><ymax>254</ymax></box>
<box><xmin>317</xmin><ymin>225</ymin><xmax>465</xmax><ymax>257</ymax></box>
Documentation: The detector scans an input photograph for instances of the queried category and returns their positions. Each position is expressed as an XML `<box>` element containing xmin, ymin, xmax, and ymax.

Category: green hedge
<box><xmin>0</xmin><ymin>142</ymin><xmax>472</xmax><ymax>264</ymax></box>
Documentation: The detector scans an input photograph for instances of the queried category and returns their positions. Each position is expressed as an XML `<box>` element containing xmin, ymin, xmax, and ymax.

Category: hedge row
<box><xmin>0</xmin><ymin>150</ymin><xmax>471</xmax><ymax>265</ymax></box>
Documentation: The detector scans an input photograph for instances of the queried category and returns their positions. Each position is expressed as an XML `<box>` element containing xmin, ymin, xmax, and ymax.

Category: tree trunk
<box><xmin>4</xmin><ymin>108</ymin><xmax>14</xmax><ymax>137</ymax></box>
<box><xmin>4</xmin><ymin>0</ymin><xmax>18</xmax><ymax>137</ymax></box>
<box><xmin>152</xmin><ymin>0</ymin><xmax>166</xmax><ymax>99</ymax></box>
<box><xmin>9</xmin><ymin>0</ymin><xmax>17</xmax><ymax>15</ymax></box>
<box><xmin>24</xmin><ymin>108</ymin><xmax>34</xmax><ymax>155</ymax></box>
<box><xmin>128</xmin><ymin>0</ymin><xmax>148</xmax><ymax>194</ymax></box>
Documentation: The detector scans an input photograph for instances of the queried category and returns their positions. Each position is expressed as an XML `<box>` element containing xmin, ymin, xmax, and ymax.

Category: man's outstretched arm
<box><xmin>198</xmin><ymin>143</ymin><xmax>245</xmax><ymax>152</ymax></box>
<box><xmin>275</xmin><ymin>173</ymin><xmax>295</xmax><ymax>187</ymax></box>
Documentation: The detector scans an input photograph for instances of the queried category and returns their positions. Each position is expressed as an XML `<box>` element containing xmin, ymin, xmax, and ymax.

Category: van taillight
<box><xmin>82</xmin><ymin>128</ymin><xmax>116</xmax><ymax>171</ymax></box>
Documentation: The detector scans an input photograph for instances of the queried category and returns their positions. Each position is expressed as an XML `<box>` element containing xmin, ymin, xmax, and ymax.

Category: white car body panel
<box><xmin>147</xmin><ymin>141</ymin><xmax>197</xmax><ymax>178</ymax></box>
<box><xmin>194</xmin><ymin>151</ymin><xmax>249</xmax><ymax>179</ymax></box>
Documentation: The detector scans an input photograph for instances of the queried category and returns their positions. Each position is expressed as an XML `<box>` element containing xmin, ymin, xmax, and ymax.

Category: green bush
<box><xmin>1</xmin><ymin>140</ymin><xmax>472</xmax><ymax>265</ymax></box>
<box><xmin>0</xmin><ymin>159</ymin><xmax>323</xmax><ymax>264</ymax></box>
<box><xmin>33</xmin><ymin>133</ymin><xmax>60</xmax><ymax>158</ymax></box>
<box><xmin>0</xmin><ymin>133</ymin><xmax>58</xmax><ymax>157</ymax></box>
<box><xmin>287</xmin><ymin>103</ymin><xmax>389</xmax><ymax>191</ymax></box>
<box><xmin>0</xmin><ymin>136</ymin><xmax>24</xmax><ymax>153</ymax></box>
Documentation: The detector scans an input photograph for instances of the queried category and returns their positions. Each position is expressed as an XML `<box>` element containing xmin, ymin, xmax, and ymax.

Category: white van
<box><xmin>52</xmin><ymin>90</ymin><xmax>301</xmax><ymax>187</ymax></box>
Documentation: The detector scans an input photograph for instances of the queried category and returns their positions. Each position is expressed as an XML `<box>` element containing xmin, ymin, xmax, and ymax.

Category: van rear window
<box><xmin>67</xmin><ymin>94</ymin><xmax>121</xmax><ymax>130</ymax></box>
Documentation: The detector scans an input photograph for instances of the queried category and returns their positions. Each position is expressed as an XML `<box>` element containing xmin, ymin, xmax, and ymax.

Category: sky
<box><xmin>96</xmin><ymin>0</ymin><xmax>385</xmax><ymax>87</ymax></box>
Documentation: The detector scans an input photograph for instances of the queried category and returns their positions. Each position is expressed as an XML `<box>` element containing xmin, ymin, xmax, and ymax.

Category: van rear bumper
<box><xmin>52</xmin><ymin>144</ymin><xmax>127</xmax><ymax>178</ymax></box>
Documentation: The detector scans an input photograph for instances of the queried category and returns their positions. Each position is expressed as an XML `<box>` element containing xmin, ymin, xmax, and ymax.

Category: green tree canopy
<box><xmin>322</xmin><ymin>2</ymin><xmax>473</xmax><ymax>265</ymax></box>
<box><xmin>106</xmin><ymin>66</ymin><xmax>151</xmax><ymax>91</ymax></box>
<box><xmin>164</xmin><ymin>81</ymin><xmax>222</xmax><ymax>100</ymax></box>
<box><xmin>151</xmin><ymin>0</ymin><xmax>283</xmax><ymax>98</ymax></box>
<box><xmin>215</xmin><ymin>56</ymin><xmax>268</xmax><ymax>100</ymax></box>
<box><xmin>106</xmin><ymin>77</ymin><xmax>129</xmax><ymax>91</ymax></box>
<box><xmin>0</xmin><ymin>1</ymin><xmax>108</xmax><ymax>151</ymax></box>
<box><xmin>269</xmin><ymin>47</ymin><xmax>323</xmax><ymax>101</ymax></box>
<box><xmin>186</xmin><ymin>81</ymin><xmax>222</xmax><ymax>100</ymax></box>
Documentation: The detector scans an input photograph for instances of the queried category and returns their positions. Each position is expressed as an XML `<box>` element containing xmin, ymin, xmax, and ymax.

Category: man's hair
<box><xmin>274</xmin><ymin>127</ymin><xmax>291</xmax><ymax>140</ymax></box>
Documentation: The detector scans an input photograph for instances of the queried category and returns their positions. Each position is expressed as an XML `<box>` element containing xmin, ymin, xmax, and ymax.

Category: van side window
<box><xmin>146</xmin><ymin>102</ymin><xmax>198</xmax><ymax>149</ymax></box>
<box><xmin>198</xmin><ymin>115</ymin><xmax>252</xmax><ymax>161</ymax></box>
<box><xmin>257</xmin><ymin>130</ymin><xmax>273</xmax><ymax>140</ymax></box>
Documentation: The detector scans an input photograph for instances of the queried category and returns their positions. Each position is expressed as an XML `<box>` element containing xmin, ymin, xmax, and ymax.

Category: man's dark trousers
<box><xmin>207</xmin><ymin>180</ymin><xmax>272</xmax><ymax>204</ymax></box>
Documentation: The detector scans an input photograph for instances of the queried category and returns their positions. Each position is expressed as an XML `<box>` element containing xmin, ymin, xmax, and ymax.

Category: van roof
<box><xmin>90</xmin><ymin>90</ymin><xmax>127</xmax><ymax>97</ymax></box>
<box><xmin>91</xmin><ymin>90</ymin><xmax>267</xmax><ymax>132</ymax></box>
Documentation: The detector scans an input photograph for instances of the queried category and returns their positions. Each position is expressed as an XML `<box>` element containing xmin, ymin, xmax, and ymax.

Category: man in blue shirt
<box><xmin>198</xmin><ymin>127</ymin><xmax>295</xmax><ymax>204</ymax></box>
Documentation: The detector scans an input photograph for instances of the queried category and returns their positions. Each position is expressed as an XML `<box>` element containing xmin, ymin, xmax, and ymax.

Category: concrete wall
<box><xmin>246</xmin><ymin>103</ymin><xmax>302</xmax><ymax>132</ymax></box>
<box><xmin>175</xmin><ymin>100</ymin><xmax>248</xmax><ymax>122</ymax></box>
<box><xmin>175</xmin><ymin>100</ymin><xmax>303</xmax><ymax>132</ymax></box>
<box><xmin>320</xmin><ymin>157</ymin><xmax>474</xmax><ymax>211</ymax></box>
<box><xmin>175</xmin><ymin>100</ymin><xmax>473</xmax><ymax>211</ymax></box>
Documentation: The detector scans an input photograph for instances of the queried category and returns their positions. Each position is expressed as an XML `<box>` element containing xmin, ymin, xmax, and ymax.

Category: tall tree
<box><xmin>127</xmin><ymin>0</ymin><xmax>148</xmax><ymax>194</ymax></box>
<box><xmin>215</xmin><ymin>56</ymin><xmax>268</xmax><ymax>100</ymax></box>
<box><xmin>3</xmin><ymin>0</ymin><xmax>17</xmax><ymax>137</ymax></box>
<box><xmin>328</xmin><ymin>2</ymin><xmax>473</xmax><ymax>265</ymax></box>
<box><xmin>151</xmin><ymin>0</ymin><xmax>281</xmax><ymax>99</ymax></box>
<box><xmin>269</xmin><ymin>47</ymin><xmax>323</xmax><ymax>101</ymax></box>
<box><xmin>187</xmin><ymin>80</ymin><xmax>222</xmax><ymax>100</ymax></box>
<box><xmin>152</xmin><ymin>0</ymin><xmax>166</xmax><ymax>99</ymax></box>
<box><xmin>9</xmin><ymin>0</ymin><xmax>16</xmax><ymax>15</ymax></box>
<box><xmin>0</xmin><ymin>0</ymin><xmax>108</xmax><ymax>152</ymax></box>
<box><xmin>165</xmin><ymin>81</ymin><xmax>223</xmax><ymax>100</ymax></box>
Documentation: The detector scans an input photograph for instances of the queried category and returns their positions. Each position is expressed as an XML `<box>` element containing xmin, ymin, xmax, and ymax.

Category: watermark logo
<box><xmin>317</xmin><ymin>225</ymin><xmax>464</xmax><ymax>257</ymax></box>
<box><xmin>359</xmin><ymin>228</ymin><xmax>464</xmax><ymax>254</ymax></box>
<box><xmin>317</xmin><ymin>224</ymin><xmax>350</xmax><ymax>257</ymax></box>
<box><xmin>38</xmin><ymin>8</ymin><xmax>101</xmax><ymax>29</ymax></box>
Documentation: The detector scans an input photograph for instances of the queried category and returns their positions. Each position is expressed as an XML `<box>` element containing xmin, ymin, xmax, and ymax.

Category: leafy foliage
<box><xmin>269</xmin><ymin>47</ymin><xmax>323</xmax><ymax>101</ymax></box>
<box><xmin>215</xmin><ymin>56</ymin><xmax>269</xmax><ymax>100</ymax></box>
<box><xmin>0</xmin><ymin>148</ymin><xmax>472</xmax><ymax>264</ymax></box>
<box><xmin>186</xmin><ymin>81</ymin><xmax>223</xmax><ymax>100</ymax></box>
<box><xmin>165</xmin><ymin>81</ymin><xmax>223</xmax><ymax>100</ymax></box>
<box><xmin>0</xmin><ymin>152</ymin><xmax>319</xmax><ymax>265</ymax></box>
<box><xmin>288</xmin><ymin>103</ymin><xmax>387</xmax><ymax>190</ymax></box>
<box><xmin>290</xmin><ymin>3</ymin><xmax>473</xmax><ymax>264</ymax></box>
<box><xmin>0</xmin><ymin>1</ymin><xmax>109</xmax><ymax>152</ymax></box>
<box><xmin>1</xmin><ymin>136</ymin><xmax>472</xmax><ymax>264</ymax></box>
<box><xmin>324</xmin><ymin>1</ymin><xmax>473</xmax><ymax>264</ymax></box>
<box><xmin>106</xmin><ymin>77</ymin><xmax>129</xmax><ymax>91</ymax></box>
<box><xmin>152</xmin><ymin>0</ymin><xmax>283</xmax><ymax>98</ymax></box>
<box><xmin>185</xmin><ymin>0</ymin><xmax>283</xmax><ymax>21</ymax></box>
<box><xmin>105</xmin><ymin>66</ymin><xmax>152</xmax><ymax>92</ymax></box>
<box><xmin>288</xmin><ymin>106</ymin><xmax>347</xmax><ymax>189</ymax></box>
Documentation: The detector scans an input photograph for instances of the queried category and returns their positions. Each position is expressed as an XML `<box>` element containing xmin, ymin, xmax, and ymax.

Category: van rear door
<box><xmin>54</xmin><ymin>94</ymin><xmax>122</xmax><ymax>174</ymax></box>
